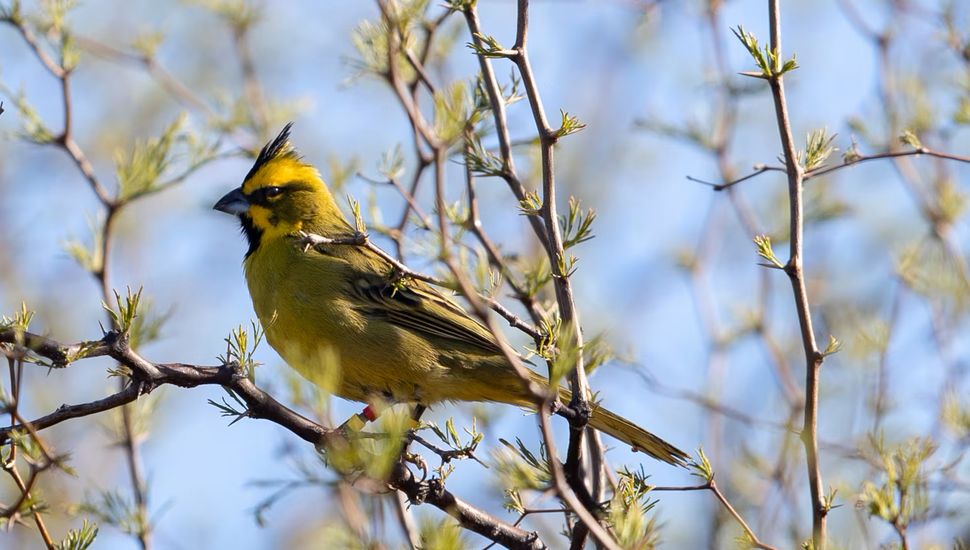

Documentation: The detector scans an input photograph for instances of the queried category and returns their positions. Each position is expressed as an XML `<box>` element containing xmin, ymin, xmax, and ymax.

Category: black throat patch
<box><xmin>239</xmin><ymin>215</ymin><xmax>262</xmax><ymax>258</ymax></box>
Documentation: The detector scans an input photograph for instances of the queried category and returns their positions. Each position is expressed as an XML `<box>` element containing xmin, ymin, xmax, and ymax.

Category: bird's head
<box><xmin>214</xmin><ymin>123</ymin><xmax>348</xmax><ymax>257</ymax></box>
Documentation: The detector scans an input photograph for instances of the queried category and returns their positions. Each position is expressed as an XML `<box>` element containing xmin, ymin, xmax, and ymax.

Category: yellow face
<box><xmin>214</xmin><ymin>123</ymin><xmax>345</xmax><ymax>257</ymax></box>
<box><xmin>241</xmin><ymin>157</ymin><xmax>324</xmax><ymax>239</ymax></box>
<box><xmin>214</xmin><ymin>154</ymin><xmax>327</xmax><ymax>257</ymax></box>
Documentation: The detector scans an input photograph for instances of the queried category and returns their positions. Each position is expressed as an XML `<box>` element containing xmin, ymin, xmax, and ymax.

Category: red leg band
<box><xmin>362</xmin><ymin>405</ymin><xmax>378</xmax><ymax>422</ymax></box>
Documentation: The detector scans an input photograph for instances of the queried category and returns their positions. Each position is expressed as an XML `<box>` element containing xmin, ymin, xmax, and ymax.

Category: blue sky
<box><xmin>1</xmin><ymin>0</ymin><xmax>968</xmax><ymax>548</ymax></box>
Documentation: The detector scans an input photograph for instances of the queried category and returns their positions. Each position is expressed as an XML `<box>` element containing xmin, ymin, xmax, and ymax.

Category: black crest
<box><xmin>244</xmin><ymin>122</ymin><xmax>297</xmax><ymax>182</ymax></box>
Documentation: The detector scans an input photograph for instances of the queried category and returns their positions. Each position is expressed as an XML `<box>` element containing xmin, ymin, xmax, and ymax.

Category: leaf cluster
<box><xmin>53</xmin><ymin>520</ymin><xmax>98</xmax><ymax>550</ymax></box>
<box><xmin>492</xmin><ymin>437</ymin><xmax>551</xmax><ymax>494</ymax></box>
<box><xmin>217</xmin><ymin>320</ymin><xmax>265</xmax><ymax>380</ymax></box>
<box><xmin>75</xmin><ymin>490</ymin><xmax>148</xmax><ymax>541</ymax></box>
<box><xmin>609</xmin><ymin>466</ymin><xmax>660</xmax><ymax>550</ymax></box>
<box><xmin>857</xmin><ymin>436</ymin><xmax>936</xmax><ymax>530</ymax></box>
<box><xmin>732</xmin><ymin>26</ymin><xmax>798</xmax><ymax>79</ymax></box>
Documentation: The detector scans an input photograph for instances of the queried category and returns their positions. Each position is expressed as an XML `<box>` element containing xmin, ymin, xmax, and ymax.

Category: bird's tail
<box><xmin>551</xmin><ymin>383</ymin><xmax>690</xmax><ymax>467</ymax></box>
<box><xmin>585</xmin><ymin>402</ymin><xmax>690</xmax><ymax>466</ymax></box>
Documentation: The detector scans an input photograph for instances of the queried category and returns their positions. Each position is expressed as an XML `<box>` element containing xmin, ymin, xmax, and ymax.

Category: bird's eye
<box><xmin>264</xmin><ymin>186</ymin><xmax>284</xmax><ymax>200</ymax></box>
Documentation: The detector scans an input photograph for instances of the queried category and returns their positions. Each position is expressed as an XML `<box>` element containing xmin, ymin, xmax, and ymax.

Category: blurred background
<box><xmin>1</xmin><ymin>0</ymin><xmax>969</xmax><ymax>548</ymax></box>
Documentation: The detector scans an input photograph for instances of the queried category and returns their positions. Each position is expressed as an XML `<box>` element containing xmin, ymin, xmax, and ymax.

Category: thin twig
<box><xmin>462</xmin><ymin>4</ymin><xmax>551</xmax><ymax>252</ymax></box>
<box><xmin>659</xmin><ymin>478</ymin><xmax>779</xmax><ymax>550</ymax></box>
<box><xmin>693</xmin><ymin>147</ymin><xmax>970</xmax><ymax>191</ymax></box>
<box><xmin>763</xmin><ymin>2</ymin><xmax>827</xmax><ymax>547</ymax></box>
<box><xmin>0</xmin><ymin>16</ymin><xmax>65</xmax><ymax>78</ymax></box>
<box><xmin>505</xmin><ymin>5</ymin><xmax>603</xmax><ymax>540</ymax></box>
<box><xmin>74</xmin><ymin>36</ymin><xmax>216</xmax><ymax>118</ymax></box>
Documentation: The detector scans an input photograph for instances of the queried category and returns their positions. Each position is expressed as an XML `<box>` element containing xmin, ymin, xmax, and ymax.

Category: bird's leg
<box><xmin>401</xmin><ymin>404</ymin><xmax>426</xmax><ymax>450</ymax></box>
<box><xmin>410</xmin><ymin>404</ymin><xmax>427</xmax><ymax>423</ymax></box>
<box><xmin>399</xmin><ymin>404</ymin><xmax>428</xmax><ymax>477</ymax></box>
<box><xmin>338</xmin><ymin>402</ymin><xmax>386</xmax><ymax>434</ymax></box>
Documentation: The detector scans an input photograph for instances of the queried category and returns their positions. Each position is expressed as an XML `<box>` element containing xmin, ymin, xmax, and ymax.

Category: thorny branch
<box><xmin>498</xmin><ymin>5</ymin><xmax>608</xmax><ymax>547</ymax></box>
<box><xmin>0</xmin><ymin>328</ymin><xmax>547</xmax><ymax>550</ymax></box>
<box><xmin>2</xmin><ymin>352</ymin><xmax>56</xmax><ymax>549</ymax></box>
<box><xmin>370</xmin><ymin>2</ymin><xmax>633</xmax><ymax>547</ymax></box>
<box><xmin>0</xmin><ymin>11</ymin><xmax>155</xmax><ymax>548</ymax></box>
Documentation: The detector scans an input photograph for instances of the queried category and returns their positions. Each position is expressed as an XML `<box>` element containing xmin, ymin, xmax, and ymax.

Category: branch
<box><xmin>75</xmin><ymin>35</ymin><xmax>217</xmax><ymax>118</ymax></box>
<box><xmin>0</xmin><ymin>327</ymin><xmax>548</xmax><ymax>549</ymax></box>
<box><xmin>391</xmin><ymin>463</ymin><xmax>546</xmax><ymax>550</ymax></box>
<box><xmin>692</xmin><ymin>147</ymin><xmax>970</xmax><ymax>191</ymax></box>
<box><xmin>0</xmin><ymin>15</ymin><xmax>65</xmax><ymax>79</ymax></box>
<box><xmin>652</xmin><ymin>479</ymin><xmax>779</xmax><ymax>550</ymax></box>
<box><xmin>504</xmin><ymin>5</ymin><xmax>602</xmax><ymax>542</ymax></box>
<box><xmin>763</xmin><ymin>2</ymin><xmax>827</xmax><ymax>548</ymax></box>
<box><xmin>462</xmin><ymin>4</ymin><xmax>551</xmax><ymax>252</ymax></box>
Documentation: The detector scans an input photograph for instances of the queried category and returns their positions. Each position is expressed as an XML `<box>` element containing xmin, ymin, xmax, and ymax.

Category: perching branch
<box><xmin>0</xmin><ymin>327</ymin><xmax>548</xmax><ymax>550</ymax></box>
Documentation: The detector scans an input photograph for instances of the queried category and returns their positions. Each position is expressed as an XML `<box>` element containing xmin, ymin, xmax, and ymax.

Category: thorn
<box><xmin>738</xmin><ymin>70</ymin><xmax>767</xmax><ymax>79</ymax></box>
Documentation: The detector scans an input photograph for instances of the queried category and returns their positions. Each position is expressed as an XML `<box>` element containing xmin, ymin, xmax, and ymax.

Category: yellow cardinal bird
<box><xmin>214</xmin><ymin>124</ymin><xmax>688</xmax><ymax>466</ymax></box>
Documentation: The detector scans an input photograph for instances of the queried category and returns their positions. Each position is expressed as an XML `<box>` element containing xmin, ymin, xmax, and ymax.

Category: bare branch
<box><xmin>764</xmin><ymin>2</ymin><xmax>827</xmax><ymax>547</ymax></box>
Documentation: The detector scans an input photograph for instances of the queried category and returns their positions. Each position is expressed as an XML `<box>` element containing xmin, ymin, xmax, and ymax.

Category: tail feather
<box><xmin>586</xmin><ymin>404</ymin><xmax>690</xmax><ymax>467</ymax></box>
<box><xmin>551</xmin><ymin>383</ymin><xmax>689</xmax><ymax>467</ymax></box>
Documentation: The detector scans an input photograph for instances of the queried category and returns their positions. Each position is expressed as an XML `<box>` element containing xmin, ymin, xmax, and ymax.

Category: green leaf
<box><xmin>689</xmin><ymin>447</ymin><xmax>714</xmax><ymax>482</ymax></box>
<box><xmin>346</xmin><ymin>195</ymin><xmax>367</xmax><ymax>234</ymax></box>
<box><xmin>941</xmin><ymin>391</ymin><xmax>970</xmax><ymax>439</ymax></box>
<box><xmin>447</xmin><ymin>0</ymin><xmax>476</xmax><ymax>10</ymax></box>
<box><xmin>0</xmin><ymin>83</ymin><xmax>55</xmax><ymax>143</ymax></box>
<box><xmin>553</xmin><ymin>109</ymin><xmax>586</xmax><ymax>139</ymax></box>
<box><xmin>753</xmin><ymin>234</ymin><xmax>785</xmax><ymax>269</ymax></box>
<box><xmin>932</xmin><ymin>178</ymin><xmax>967</xmax><ymax>226</ymax></box>
<box><xmin>779</xmin><ymin>56</ymin><xmax>799</xmax><ymax>75</ymax></box>
<box><xmin>418</xmin><ymin>516</ymin><xmax>467</xmax><ymax>550</ymax></box>
<box><xmin>464</xmin><ymin>133</ymin><xmax>505</xmax><ymax>177</ymax></box>
<box><xmin>492</xmin><ymin>438</ymin><xmax>551</xmax><ymax>491</ymax></box>
<box><xmin>731</xmin><ymin>25</ymin><xmax>796</xmax><ymax>78</ymax></box>
<box><xmin>611</xmin><ymin>466</ymin><xmax>661</xmax><ymax>548</ymax></box>
<box><xmin>131</xmin><ymin>30</ymin><xmax>165</xmax><ymax>59</ymax></box>
<box><xmin>102</xmin><ymin>287</ymin><xmax>143</xmax><ymax>334</ymax></box>
<box><xmin>858</xmin><ymin>436</ymin><xmax>935</xmax><ymax>528</ymax></box>
<box><xmin>517</xmin><ymin>190</ymin><xmax>542</xmax><ymax>217</ymax></box>
<box><xmin>822</xmin><ymin>334</ymin><xmax>842</xmax><ymax>356</ymax></box>
<box><xmin>899</xmin><ymin>129</ymin><xmax>923</xmax><ymax>149</ymax></box>
<box><xmin>193</xmin><ymin>0</ymin><xmax>262</xmax><ymax>33</ymax></box>
<box><xmin>559</xmin><ymin>196</ymin><xmax>596</xmax><ymax>249</ymax></box>
<box><xmin>63</xmin><ymin>216</ymin><xmax>105</xmax><ymax>274</ymax></box>
<box><xmin>1</xmin><ymin>302</ymin><xmax>34</xmax><ymax>332</ymax></box>
<box><xmin>54</xmin><ymin>520</ymin><xmax>98</xmax><ymax>550</ymax></box>
<box><xmin>801</xmin><ymin>128</ymin><xmax>837</xmax><ymax>171</ymax></box>
<box><xmin>76</xmin><ymin>490</ymin><xmax>147</xmax><ymax>539</ymax></box>
<box><xmin>467</xmin><ymin>32</ymin><xmax>510</xmax><ymax>58</ymax></box>
<box><xmin>434</xmin><ymin>81</ymin><xmax>471</xmax><ymax>144</ymax></box>
<box><xmin>217</xmin><ymin>320</ymin><xmax>266</xmax><ymax>380</ymax></box>
<box><xmin>378</xmin><ymin>143</ymin><xmax>406</xmax><ymax>181</ymax></box>
<box><xmin>954</xmin><ymin>96</ymin><xmax>970</xmax><ymax>125</ymax></box>
<box><xmin>732</xmin><ymin>26</ymin><xmax>770</xmax><ymax>77</ymax></box>
<box><xmin>115</xmin><ymin>114</ymin><xmax>186</xmax><ymax>202</ymax></box>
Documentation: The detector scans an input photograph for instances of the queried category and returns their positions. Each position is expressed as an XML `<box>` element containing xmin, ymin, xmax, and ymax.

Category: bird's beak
<box><xmin>213</xmin><ymin>188</ymin><xmax>249</xmax><ymax>216</ymax></box>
